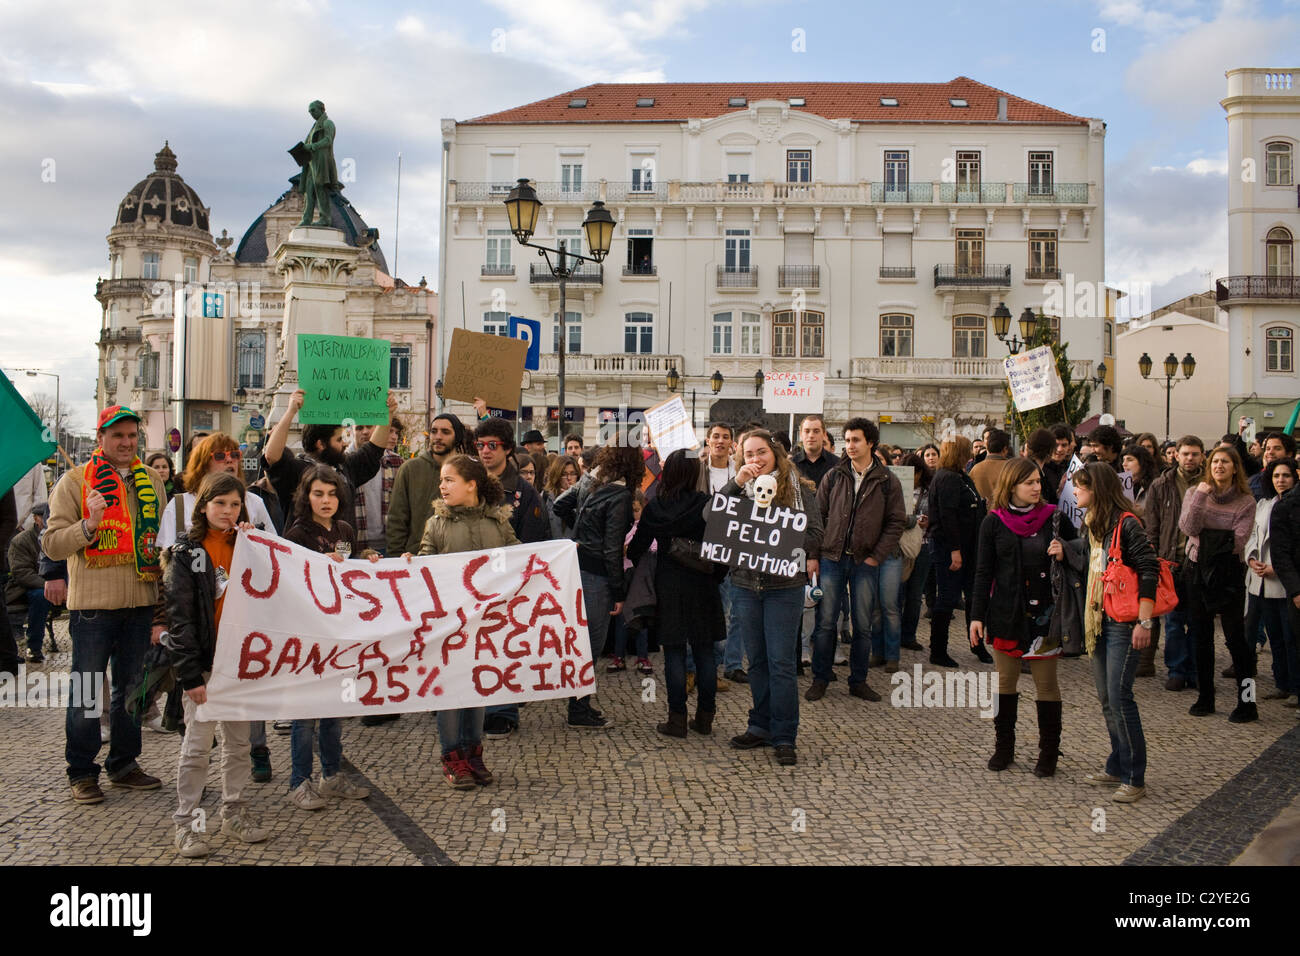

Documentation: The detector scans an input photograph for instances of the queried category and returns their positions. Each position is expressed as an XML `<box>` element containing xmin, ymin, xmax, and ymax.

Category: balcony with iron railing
<box><xmin>531</xmin><ymin>181</ymin><xmax>601</xmax><ymax>202</ymax></box>
<box><xmin>1012</xmin><ymin>182</ymin><xmax>1089</xmax><ymax>203</ymax></box>
<box><xmin>95</xmin><ymin>277</ymin><xmax>170</xmax><ymax>302</ymax></box>
<box><xmin>879</xmin><ymin>266</ymin><xmax>917</xmax><ymax>279</ymax></box>
<box><xmin>717</xmin><ymin>266</ymin><xmax>758</xmax><ymax>289</ymax></box>
<box><xmin>777</xmin><ymin>265</ymin><xmax>819</xmax><ymax>290</ymax></box>
<box><xmin>937</xmin><ymin>182</ymin><xmax>1008</xmax><ymax>203</ymax></box>
<box><xmin>1025</xmin><ymin>267</ymin><xmax>1062</xmax><ymax>280</ymax></box>
<box><xmin>933</xmin><ymin>264</ymin><xmax>1012</xmax><ymax>288</ymax></box>
<box><xmin>98</xmin><ymin>327</ymin><xmax>144</xmax><ymax>344</ymax></box>
<box><xmin>1216</xmin><ymin>275</ymin><xmax>1300</xmax><ymax>303</ymax></box>
<box><xmin>622</xmin><ymin>263</ymin><xmax>658</xmax><ymax>277</ymax></box>
<box><xmin>480</xmin><ymin>264</ymin><xmax>516</xmax><ymax>277</ymax></box>
<box><xmin>870</xmin><ymin>182</ymin><xmax>934</xmax><ymax>203</ymax></box>
<box><xmin>529</xmin><ymin>262</ymin><xmax>603</xmax><ymax>285</ymax></box>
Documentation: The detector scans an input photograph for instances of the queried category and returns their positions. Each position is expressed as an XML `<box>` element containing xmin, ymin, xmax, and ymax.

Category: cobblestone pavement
<box><xmin>2</xmin><ymin>616</ymin><xmax>1295</xmax><ymax>865</ymax></box>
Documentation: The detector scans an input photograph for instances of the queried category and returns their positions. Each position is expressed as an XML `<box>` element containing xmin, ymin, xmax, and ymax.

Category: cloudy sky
<box><xmin>2</xmin><ymin>0</ymin><xmax>1297</xmax><ymax>433</ymax></box>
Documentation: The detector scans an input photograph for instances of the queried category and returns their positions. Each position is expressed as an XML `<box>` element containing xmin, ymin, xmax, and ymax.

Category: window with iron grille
<box><xmin>236</xmin><ymin>331</ymin><xmax>266</xmax><ymax>389</ymax></box>
<box><xmin>1267</xmin><ymin>327</ymin><xmax>1293</xmax><ymax>372</ymax></box>
<box><xmin>953</xmin><ymin>315</ymin><xmax>985</xmax><ymax>358</ymax></box>
<box><xmin>139</xmin><ymin>349</ymin><xmax>160</xmax><ymax>389</ymax></box>
<box><xmin>787</xmin><ymin>149</ymin><xmax>812</xmax><ymax>183</ymax></box>
<box><xmin>624</xmin><ymin>312</ymin><xmax>653</xmax><ymax>354</ymax></box>
<box><xmin>880</xmin><ymin>314</ymin><xmax>913</xmax><ymax>357</ymax></box>
<box><xmin>390</xmin><ymin>345</ymin><xmax>411</xmax><ymax>390</ymax></box>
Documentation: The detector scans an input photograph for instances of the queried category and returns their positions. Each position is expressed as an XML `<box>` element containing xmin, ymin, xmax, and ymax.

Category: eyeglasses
<box><xmin>211</xmin><ymin>451</ymin><xmax>241</xmax><ymax>462</ymax></box>
<box><xmin>475</xmin><ymin>440</ymin><xmax>503</xmax><ymax>451</ymax></box>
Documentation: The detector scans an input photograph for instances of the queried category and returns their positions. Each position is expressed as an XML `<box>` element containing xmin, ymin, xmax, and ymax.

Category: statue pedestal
<box><xmin>268</xmin><ymin>225</ymin><xmax>362</xmax><ymax>428</ymax></box>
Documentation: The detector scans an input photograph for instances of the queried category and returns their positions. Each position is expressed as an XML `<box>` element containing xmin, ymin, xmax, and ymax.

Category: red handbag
<box><xmin>1101</xmin><ymin>512</ymin><xmax>1178</xmax><ymax>622</ymax></box>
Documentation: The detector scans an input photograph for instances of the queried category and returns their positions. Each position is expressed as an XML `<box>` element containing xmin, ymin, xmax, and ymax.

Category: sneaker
<box><xmin>724</xmin><ymin>669</ymin><xmax>749</xmax><ymax>684</ymax></box>
<box><xmin>483</xmin><ymin>714</ymin><xmax>516</xmax><ymax>739</ymax></box>
<box><xmin>174</xmin><ymin>826</ymin><xmax>211</xmax><ymax>858</ymax></box>
<box><xmin>109</xmin><ymin>768</ymin><xmax>161</xmax><ymax>791</ymax></box>
<box><xmin>567</xmin><ymin>705</ymin><xmax>612</xmax><ymax>729</ymax></box>
<box><xmin>774</xmin><ymin>745</ymin><xmax>797</xmax><ymax>766</ymax></box>
<box><xmin>441</xmin><ymin>750</ymin><xmax>477</xmax><ymax>790</ymax></box>
<box><xmin>606</xmin><ymin>656</ymin><xmax>626</xmax><ymax>672</ymax></box>
<box><xmin>319</xmin><ymin>772</ymin><xmax>370</xmax><ymax>800</ymax></box>
<box><xmin>1112</xmin><ymin>783</ymin><xmax>1147</xmax><ymax>804</ymax></box>
<box><xmin>250</xmin><ymin>746</ymin><xmax>272</xmax><ymax>783</ymax></box>
<box><xmin>805</xmin><ymin>679</ymin><xmax>828</xmax><ymax>702</ymax></box>
<box><xmin>716</xmin><ymin>676</ymin><xmax>732</xmax><ymax>692</ymax></box>
<box><xmin>221</xmin><ymin>811</ymin><xmax>270</xmax><ymax>844</ymax></box>
<box><xmin>636</xmin><ymin>657</ymin><xmax>653</xmax><ymax>675</ymax></box>
<box><xmin>288</xmin><ymin>779</ymin><xmax>327</xmax><ymax>810</ymax></box>
<box><xmin>730</xmin><ymin>731</ymin><xmax>770</xmax><ymax>749</ymax></box>
<box><xmin>465</xmin><ymin>744</ymin><xmax>493</xmax><ymax>785</ymax></box>
<box><xmin>70</xmin><ymin>778</ymin><xmax>105</xmax><ymax>804</ymax></box>
<box><xmin>1085</xmin><ymin>771</ymin><xmax>1121</xmax><ymax>786</ymax></box>
<box><xmin>273</xmin><ymin>720</ymin><xmax>292</xmax><ymax>735</ymax></box>
<box><xmin>849</xmin><ymin>681</ymin><xmax>881</xmax><ymax>702</ymax></box>
<box><xmin>145</xmin><ymin>713</ymin><xmax>178</xmax><ymax>735</ymax></box>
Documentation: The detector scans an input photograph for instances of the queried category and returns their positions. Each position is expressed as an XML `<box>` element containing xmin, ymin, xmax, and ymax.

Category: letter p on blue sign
<box><xmin>509</xmin><ymin>316</ymin><xmax>541</xmax><ymax>371</ymax></box>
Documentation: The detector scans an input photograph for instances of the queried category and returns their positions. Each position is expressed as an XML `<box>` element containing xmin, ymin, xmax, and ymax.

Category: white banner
<box><xmin>643</xmin><ymin>395</ymin><xmax>699</xmax><ymax>458</ymax></box>
<box><xmin>763</xmin><ymin>371</ymin><xmax>825</xmax><ymax>414</ymax></box>
<box><xmin>196</xmin><ymin>532</ymin><xmax>594</xmax><ymax>721</ymax></box>
<box><xmin>1004</xmin><ymin>346</ymin><xmax>1064</xmax><ymax>412</ymax></box>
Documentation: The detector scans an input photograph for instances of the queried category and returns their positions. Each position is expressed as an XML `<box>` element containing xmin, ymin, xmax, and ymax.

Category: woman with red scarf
<box><xmin>969</xmin><ymin>458</ymin><xmax>1075</xmax><ymax>777</ymax></box>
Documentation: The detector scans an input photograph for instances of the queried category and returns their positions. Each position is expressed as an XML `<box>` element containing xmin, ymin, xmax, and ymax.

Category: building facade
<box><xmin>440</xmin><ymin>78</ymin><xmax>1107</xmax><ymax>447</ymax></box>
<box><xmin>94</xmin><ymin>143</ymin><xmax>438</xmax><ymax>468</ymax></box>
<box><xmin>1220</xmin><ymin>68</ymin><xmax>1300</xmax><ymax>427</ymax></box>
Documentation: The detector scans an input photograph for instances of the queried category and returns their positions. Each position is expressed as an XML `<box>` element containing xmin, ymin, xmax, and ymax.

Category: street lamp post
<box><xmin>991</xmin><ymin>303</ymin><xmax>1039</xmax><ymax>356</ymax></box>
<box><xmin>505</xmin><ymin>179</ymin><xmax>615</xmax><ymax>436</ymax></box>
<box><xmin>666</xmin><ymin>366</ymin><xmax>724</xmax><ymax>429</ymax></box>
<box><xmin>1138</xmin><ymin>351</ymin><xmax>1196</xmax><ymax>441</ymax></box>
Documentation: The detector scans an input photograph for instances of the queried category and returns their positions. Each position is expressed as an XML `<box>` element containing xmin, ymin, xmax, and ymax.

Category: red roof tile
<box><xmin>461</xmin><ymin>77</ymin><xmax>1092</xmax><ymax>126</ymax></box>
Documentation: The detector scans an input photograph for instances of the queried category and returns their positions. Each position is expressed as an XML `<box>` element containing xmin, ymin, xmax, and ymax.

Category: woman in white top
<box><xmin>1246</xmin><ymin>457</ymin><xmax>1299</xmax><ymax>702</ymax></box>
<box><xmin>158</xmin><ymin>434</ymin><xmax>273</xmax><ymax>548</ymax></box>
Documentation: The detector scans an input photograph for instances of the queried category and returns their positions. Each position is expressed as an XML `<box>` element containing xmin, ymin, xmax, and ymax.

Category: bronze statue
<box><xmin>292</xmin><ymin>100</ymin><xmax>341</xmax><ymax>227</ymax></box>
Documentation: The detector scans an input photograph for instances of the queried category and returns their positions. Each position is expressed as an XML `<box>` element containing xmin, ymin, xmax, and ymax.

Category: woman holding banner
<box><xmin>722</xmin><ymin>430</ymin><xmax>823</xmax><ymax>767</ymax></box>
<box><xmin>162</xmin><ymin>472</ymin><xmax>270</xmax><ymax>858</ymax></box>
<box><xmin>627</xmin><ymin>449</ymin><xmax>727</xmax><ymax>737</ymax></box>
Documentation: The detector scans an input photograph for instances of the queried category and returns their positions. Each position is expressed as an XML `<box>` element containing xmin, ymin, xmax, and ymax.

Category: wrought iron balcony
<box><xmin>530</xmin><ymin>181</ymin><xmax>601</xmax><ymax>202</ymax></box>
<box><xmin>879</xmin><ymin>266</ymin><xmax>916</xmax><ymax>279</ymax></box>
<box><xmin>529</xmin><ymin>262</ymin><xmax>603</xmax><ymax>285</ymax></box>
<box><xmin>937</xmin><ymin>183</ymin><xmax>1007</xmax><ymax>203</ymax></box>
<box><xmin>480</xmin><ymin>265</ymin><xmax>516</xmax><ymax>276</ymax></box>
<box><xmin>870</xmin><ymin>183</ymin><xmax>934</xmax><ymax>203</ymax></box>
<box><xmin>95</xmin><ymin>277</ymin><xmax>169</xmax><ymax>302</ymax></box>
<box><xmin>98</xmin><ymin>327</ymin><xmax>144</xmax><ymax>344</ymax></box>
<box><xmin>934</xmin><ymin>264</ymin><xmax>1012</xmax><ymax>288</ymax></box>
<box><xmin>1216</xmin><ymin>275</ymin><xmax>1300</xmax><ymax>303</ymax></box>
<box><xmin>622</xmin><ymin>263</ymin><xmax>657</xmax><ymax>276</ymax></box>
<box><xmin>778</xmin><ymin>265</ymin><xmax>819</xmax><ymax>289</ymax></box>
<box><xmin>1012</xmin><ymin>183</ymin><xmax>1089</xmax><ymax>203</ymax></box>
<box><xmin>605</xmin><ymin>181</ymin><xmax>668</xmax><ymax>201</ymax></box>
<box><xmin>1025</xmin><ymin>267</ymin><xmax>1062</xmax><ymax>280</ymax></box>
<box><xmin>717</xmin><ymin>266</ymin><xmax>758</xmax><ymax>289</ymax></box>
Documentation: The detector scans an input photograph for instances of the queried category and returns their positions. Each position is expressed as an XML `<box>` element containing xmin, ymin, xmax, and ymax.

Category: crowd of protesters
<box><xmin>5</xmin><ymin>392</ymin><xmax>1299</xmax><ymax>858</ymax></box>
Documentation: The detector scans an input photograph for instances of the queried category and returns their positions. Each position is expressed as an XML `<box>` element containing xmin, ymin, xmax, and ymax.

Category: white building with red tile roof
<box><xmin>439</xmin><ymin>77</ymin><xmax>1107</xmax><ymax>447</ymax></box>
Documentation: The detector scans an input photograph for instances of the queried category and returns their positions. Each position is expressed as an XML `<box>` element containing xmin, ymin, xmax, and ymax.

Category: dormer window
<box><xmin>880</xmin><ymin>97</ymin><xmax>899</xmax><ymax>107</ymax></box>
<box><xmin>728</xmin><ymin>97</ymin><xmax>747</xmax><ymax>107</ymax></box>
<box><xmin>788</xmin><ymin>97</ymin><xmax>805</xmax><ymax>106</ymax></box>
<box><xmin>949</xmin><ymin>98</ymin><xmax>969</xmax><ymax>107</ymax></box>
<box><xmin>635</xmin><ymin>97</ymin><xmax>654</xmax><ymax>107</ymax></box>
<box><xmin>568</xmin><ymin>98</ymin><xmax>587</xmax><ymax>108</ymax></box>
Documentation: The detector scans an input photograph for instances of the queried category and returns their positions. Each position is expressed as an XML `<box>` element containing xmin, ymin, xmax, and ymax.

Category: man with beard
<box><xmin>261</xmin><ymin>387</ymin><xmax>398</xmax><ymax>520</ymax></box>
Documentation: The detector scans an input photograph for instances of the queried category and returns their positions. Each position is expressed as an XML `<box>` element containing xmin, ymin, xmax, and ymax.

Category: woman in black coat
<box><xmin>628</xmin><ymin>450</ymin><xmax>728</xmax><ymax>737</ymax></box>
<box><xmin>927</xmin><ymin>436</ymin><xmax>991</xmax><ymax>667</ymax></box>
<box><xmin>970</xmin><ymin>458</ymin><xmax>1076</xmax><ymax>777</ymax></box>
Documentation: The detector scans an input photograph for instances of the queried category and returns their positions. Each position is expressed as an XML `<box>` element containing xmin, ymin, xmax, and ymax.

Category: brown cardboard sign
<box><xmin>442</xmin><ymin>328</ymin><xmax>529</xmax><ymax>411</ymax></box>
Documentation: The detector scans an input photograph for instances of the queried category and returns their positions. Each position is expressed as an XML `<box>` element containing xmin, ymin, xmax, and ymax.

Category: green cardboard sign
<box><xmin>297</xmin><ymin>334</ymin><xmax>390</xmax><ymax>424</ymax></box>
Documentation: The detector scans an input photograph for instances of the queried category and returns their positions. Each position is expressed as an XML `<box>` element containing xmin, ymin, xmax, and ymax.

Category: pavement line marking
<box><xmin>1124</xmin><ymin>721</ymin><xmax>1300</xmax><ymax>866</ymax></box>
<box><xmin>340</xmin><ymin>757</ymin><xmax>456</xmax><ymax>866</ymax></box>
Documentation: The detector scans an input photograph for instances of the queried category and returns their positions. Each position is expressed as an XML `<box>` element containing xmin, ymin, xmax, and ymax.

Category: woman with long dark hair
<box><xmin>1246</xmin><ymin>457</ymin><xmax>1299</xmax><ymax>704</ymax></box>
<box><xmin>1121</xmin><ymin>443</ymin><xmax>1158</xmax><ymax>511</ymax></box>
<box><xmin>541</xmin><ymin>454</ymin><xmax>581</xmax><ymax>538</ymax></box>
<box><xmin>969</xmin><ymin>458</ymin><xmax>1075</xmax><ymax>776</ymax></box>
<box><xmin>927</xmin><ymin>436</ymin><xmax>992</xmax><ymax>667</ymax></box>
<box><xmin>553</xmin><ymin>444</ymin><xmax>645</xmax><ymax>729</ymax></box>
<box><xmin>146</xmin><ymin>452</ymin><xmax>179</xmax><ymax>499</ymax></box>
<box><xmin>1072</xmin><ymin>462</ymin><xmax>1159</xmax><ymax>804</ymax></box>
<box><xmin>627</xmin><ymin>449</ymin><xmax>727</xmax><ymax>737</ymax></box>
<box><xmin>1180</xmin><ymin>444</ymin><xmax>1258</xmax><ymax>721</ymax></box>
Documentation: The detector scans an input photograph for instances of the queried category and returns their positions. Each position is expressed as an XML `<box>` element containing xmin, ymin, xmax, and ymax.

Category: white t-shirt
<box><xmin>157</xmin><ymin>490</ymin><xmax>274</xmax><ymax>549</ymax></box>
<box><xmin>708</xmin><ymin>462</ymin><xmax>736</xmax><ymax>494</ymax></box>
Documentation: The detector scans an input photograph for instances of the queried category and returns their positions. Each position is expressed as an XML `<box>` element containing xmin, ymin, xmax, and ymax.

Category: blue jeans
<box><xmin>612</xmin><ymin>615</ymin><xmax>647</xmax><ymax>659</ymax></box>
<box><xmin>732</xmin><ymin>584</ymin><xmax>803</xmax><ymax>746</ymax></box>
<box><xmin>65</xmin><ymin>606</ymin><xmax>153</xmax><ymax>783</ymax></box>
<box><xmin>665</xmin><ymin>640</ymin><xmax>717</xmax><ymax>715</ymax></box>
<box><xmin>901</xmin><ymin>544</ymin><xmax>932</xmax><ymax>645</ymax></box>
<box><xmin>1091</xmin><ymin>617</ymin><xmax>1146</xmax><ymax>788</ymax></box>
<box><xmin>1249</xmin><ymin>594</ymin><xmax>1293</xmax><ymax>694</ymax></box>
<box><xmin>812</xmin><ymin>555</ymin><xmax>901</xmax><ymax>683</ymax></box>
<box><xmin>720</xmin><ymin>578</ymin><xmax>745</xmax><ymax>672</ymax></box>
<box><xmin>23</xmin><ymin>587</ymin><xmax>51</xmax><ymax>653</ymax></box>
<box><xmin>1163</xmin><ymin>573</ymin><xmax>1197</xmax><ymax>685</ymax></box>
<box><xmin>437</xmin><ymin>707</ymin><xmax>485</xmax><ymax>756</ymax></box>
<box><xmin>290</xmin><ymin>717</ymin><xmax>342</xmax><ymax>789</ymax></box>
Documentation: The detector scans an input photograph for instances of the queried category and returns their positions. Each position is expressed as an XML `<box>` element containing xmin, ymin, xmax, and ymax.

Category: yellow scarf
<box><xmin>1084</xmin><ymin>530</ymin><xmax>1106</xmax><ymax>655</ymax></box>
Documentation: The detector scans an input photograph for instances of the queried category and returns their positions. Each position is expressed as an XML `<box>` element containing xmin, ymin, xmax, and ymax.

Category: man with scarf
<box><xmin>43</xmin><ymin>406</ymin><xmax>168</xmax><ymax>804</ymax></box>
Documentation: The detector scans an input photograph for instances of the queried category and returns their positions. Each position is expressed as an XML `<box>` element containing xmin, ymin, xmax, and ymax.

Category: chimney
<box><xmin>997</xmin><ymin>96</ymin><xmax>1007</xmax><ymax>121</ymax></box>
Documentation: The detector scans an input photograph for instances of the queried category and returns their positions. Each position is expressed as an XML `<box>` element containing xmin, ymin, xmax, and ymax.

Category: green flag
<box><xmin>0</xmin><ymin>374</ymin><xmax>57</xmax><ymax>496</ymax></box>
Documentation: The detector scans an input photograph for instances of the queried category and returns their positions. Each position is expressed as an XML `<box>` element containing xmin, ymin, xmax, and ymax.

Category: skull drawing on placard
<box><xmin>753</xmin><ymin>473</ymin><xmax>777</xmax><ymax>508</ymax></box>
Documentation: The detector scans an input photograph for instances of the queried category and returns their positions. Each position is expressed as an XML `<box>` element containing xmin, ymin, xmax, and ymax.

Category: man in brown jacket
<box><xmin>969</xmin><ymin>428</ymin><xmax>1012</xmax><ymax>504</ymax></box>
<box><xmin>807</xmin><ymin>417</ymin><xmax>905</xmax><ymax>701</ymax></box>
<box><xmin>43</xmin><ymin>406</ymin><xmax>168</xmax><ymax>805</ymax></box>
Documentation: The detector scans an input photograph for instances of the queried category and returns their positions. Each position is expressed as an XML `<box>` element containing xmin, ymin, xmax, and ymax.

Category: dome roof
<box><xmin>234</xmin><ymin>182</ymin><xmax>388</xmax><ymax>274</ymax></box>
<box><xmin>115</xmin><ymin>142</ymin><xmax>211</xmax><ymax>232</ymax></box>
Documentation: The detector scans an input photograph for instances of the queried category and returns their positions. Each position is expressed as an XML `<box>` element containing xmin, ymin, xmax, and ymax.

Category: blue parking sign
<box><xmin>508</xmin><ymin>315</ymin><xmax>541</xmax><ymax>371</ymax></box>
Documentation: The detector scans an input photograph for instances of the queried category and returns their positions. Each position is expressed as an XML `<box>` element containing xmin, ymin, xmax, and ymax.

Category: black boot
<box><xmin>688</xmin><ymin>709</ymin><xmax>714</xmax><ymax>735</ymax></box>
<box><xmin>657</xmin><ymin>711</ymin><xmax>688</xmax><ymax>737</ymax></box>
<box><xmin>1033</xmin><ymin>699</ymin><xmax>1063</xmax><ymax>777</ymax></box>
<box><xmin>988</xmin><ymin>694</ymin><xmax>1017</xmax><ymax>770</ymax></box>
<box><xmin>1229</xmin><ymin>678</ymin><xmax>1259</xmax><ymax>723</ymax></box>
<box><xmin>972</xmin><ymin>641</ymin><xmax>993</xmax><ymax>665</ymax></box>
<box><xmin>929</xmin><ymin>610</ymin><xmax>958</xmax><ymax>668</ymax></box>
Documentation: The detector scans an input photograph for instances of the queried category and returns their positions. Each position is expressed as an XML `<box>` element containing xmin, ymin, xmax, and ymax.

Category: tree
<box><xmin>901</xmin><ymin>386</ymin><xmax>966</xmax><ymax>445</ymax></box>
<box><xmin>1004</xmin><ymin>317</ymin><xmax>1094</xmax><ymax>440</ymax></box>
<box><xmin>22</xmin><ymin>391</ymin><xmax>79</xmax><ymax>446</ymax></box>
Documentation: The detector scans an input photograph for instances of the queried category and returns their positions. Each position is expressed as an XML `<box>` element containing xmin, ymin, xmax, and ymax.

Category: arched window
<box><xmin>1267</xmin><ymin>227</ymin><xmax>1293</xmax><ymax>277</ymax></box>
<box><xmin>1266</xmin><ymin>142</ymin><xmax>1293</xmax><ymax>187</ymax></box>
<box><xmin>880</xmin><ymin>314</ymin><xmax>913</xmax><ymax>357</ymax></box>
<box><xmin>1266</xmin><ymin>327</ymin><xmax>1293</xmax><ymax>373</ymax></box>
